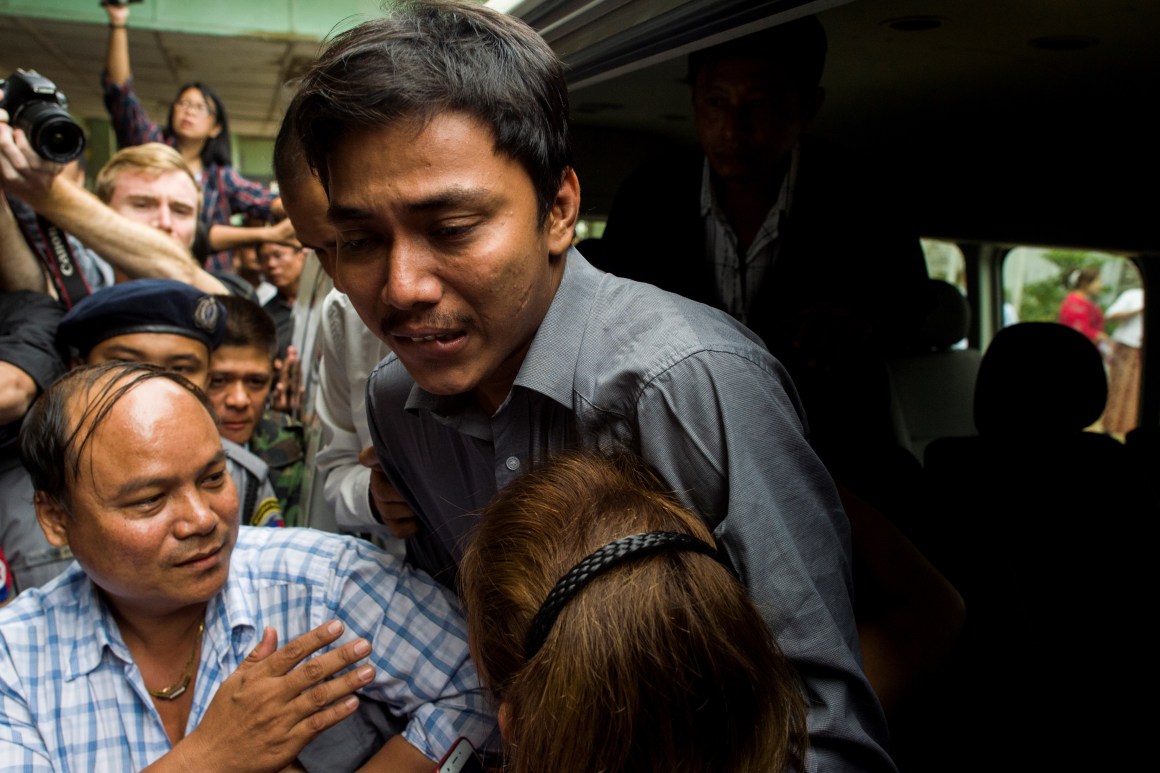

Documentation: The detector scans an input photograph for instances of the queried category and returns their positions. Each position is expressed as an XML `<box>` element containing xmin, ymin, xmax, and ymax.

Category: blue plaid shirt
<box><xmin>0</xmin><ymin>527</ymin><xmax>498</xmax><ymax>771</ymax></box>
<box><xmin>101</xmin><ymin>72</ymin><xmax>280</xmax><ymax>274</ymax></box>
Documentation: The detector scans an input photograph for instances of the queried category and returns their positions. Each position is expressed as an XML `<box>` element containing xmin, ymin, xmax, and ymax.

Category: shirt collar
<box><xmin>512</xmin><ymin>248</ymin><xmax>595</xmax><ymax>408</ymax></box>
<box><xmin>65</xmin><ymin>545</ymin><xmax>258</xmax><ymax>681</ymax></box>
<box><xmin>67</xmin><ymin>575</ymin><xmax>122</xmax><ymax>681</ymax></box>
<box><xmin>213</xmin><ymin>554</ymin><xmax>259</xmax><ymax>656</ymax></box>
<box><xmin>404</xmin><ymin>249</ymin><xmax>597</xmax><ymax>420</ymax></box>
<box><xmin>699</xmin><ymin>155</ymin><xmax>714</xmax><ymax>217</ymax></box>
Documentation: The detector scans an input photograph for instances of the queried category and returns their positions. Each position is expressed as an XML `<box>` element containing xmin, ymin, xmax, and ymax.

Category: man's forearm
<box><xmin>104</xmin><ymin>5</ymin><xmax>132</xmax><ymax>85</ymax></box>
<box><xmin>0</xmin><ymin>197</ymin><xmax>49</xmax><ymax>294</ymax></box>
<box><xmin>25</xmin><ymin>177</ymin><xmax>227</xmax><ymax>295</ymax></box>
<box><xmin>0</xmin><ymin>361</ymin><xmax>38</xmax><ymax>425</ymax></box>
<box><xmin>208</xmin><ymin>217</ymin><xmax>297</xmax><ymax>252</ymax></box>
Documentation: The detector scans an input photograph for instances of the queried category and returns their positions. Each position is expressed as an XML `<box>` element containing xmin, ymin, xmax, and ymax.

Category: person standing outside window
<box><xmin>1057</xmin><ymin>266</ymin><xmax>1107</xmax><ymax>345</ymax></box>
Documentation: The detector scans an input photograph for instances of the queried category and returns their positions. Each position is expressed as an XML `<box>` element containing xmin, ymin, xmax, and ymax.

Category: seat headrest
<box><xmin>916</xmin><ymin>279</ymin><xmax>970</xmax><ymax>351</ymax></box>
<box><xmin>974</xmin><ymin>322</ymin><xmax>1107</xmax><ymax>436</ymax></box>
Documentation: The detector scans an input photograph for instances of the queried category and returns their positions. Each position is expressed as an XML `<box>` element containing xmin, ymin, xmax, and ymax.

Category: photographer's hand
<box><xmin>0</xmin><ymin>98</ymin><xmax>65</xmax><ymax>206</ymax></box>
<box><xmin>0</xmin><ymin>90</ymin><xmax>59</xmax><ymax>294</ymax></box>
<box><xmin>102</xmin><ymin>1</ymin><xmax>130</xmax><ymax>29</ymax></box>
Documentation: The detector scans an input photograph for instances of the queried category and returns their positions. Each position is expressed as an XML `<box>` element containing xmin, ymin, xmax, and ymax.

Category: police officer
<box><xmin>56</xmin><ymin>278</ymin><xmax>283</xmax><ymax>527</ymax></box>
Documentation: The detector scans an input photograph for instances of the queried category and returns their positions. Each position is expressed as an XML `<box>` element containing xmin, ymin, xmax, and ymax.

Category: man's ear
<box><xmin>546</xmin><ymin>168</ymin><xmax>581</xmax><ymax>257</ymax></box>
<box><xmin>34</xmin><ymin>492</ymin><xmax>71</xmax><ymax>548</ymax></box>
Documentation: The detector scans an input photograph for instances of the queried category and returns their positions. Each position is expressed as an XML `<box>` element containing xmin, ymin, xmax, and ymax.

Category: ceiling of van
<box><xmin>2</xmin><ymin>0</ymin><xmax>1158</xmax><ymax>248</ymax></box>
<box><xmin>2</xmin><ymin>0</ymin><xmax>1152</xmax><ymax>141</ymax></box>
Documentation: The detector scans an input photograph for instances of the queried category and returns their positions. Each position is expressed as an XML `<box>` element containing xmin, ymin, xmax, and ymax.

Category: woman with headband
<box><xmin>459</xmin><ymin>451</ymin><xmax>808</xmax><ymax>772</ymax></box>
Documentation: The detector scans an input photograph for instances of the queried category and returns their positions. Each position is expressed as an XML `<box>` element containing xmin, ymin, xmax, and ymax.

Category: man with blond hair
<box><xmin>2</xmin><ymin>97</ymin><xmax>293</xmax><ymax>300</ymax></box>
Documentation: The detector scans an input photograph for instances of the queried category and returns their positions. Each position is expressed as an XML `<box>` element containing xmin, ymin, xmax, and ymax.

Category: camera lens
<box><xmin>14</xmin><ymin>101</ymin><xmax>86</xmax><ymax>163</ymax></box>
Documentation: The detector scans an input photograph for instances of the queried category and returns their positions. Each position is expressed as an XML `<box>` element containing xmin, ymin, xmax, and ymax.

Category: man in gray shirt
<box><xmin>288</xmin><ymin>1</ymin><xmax>893</xmax><ymax>768</ymax></box>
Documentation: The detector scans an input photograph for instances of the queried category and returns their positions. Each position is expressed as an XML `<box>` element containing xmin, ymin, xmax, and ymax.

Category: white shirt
<box><xmin>312</xmin><ymin>290</ymin><xmax>402</xmax><ymax>551</ymax></box>
<box><xmin>699</xmin><ymin>143</ymin><xmax>799</xmax><ymax>324</ymax></box>
<box><xmin>1107</xmin><ymin>287</ymin><xmax>1144</xmax><ymax>348</ymax></box>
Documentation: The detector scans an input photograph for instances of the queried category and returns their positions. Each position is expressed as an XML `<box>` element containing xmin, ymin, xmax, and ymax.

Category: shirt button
<box><xmin>505</xmin><ymin>456</ymin><xmax>521</xmax><ymax>471</ymax></box>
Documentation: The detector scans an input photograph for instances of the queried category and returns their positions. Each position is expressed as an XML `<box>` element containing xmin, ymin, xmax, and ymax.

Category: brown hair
<box><xmin>215</xmin><ymin>293</ymin><xmax>278</xmax><ymax>361</ymax></box>
<box><xmin>1067</xmin><ymin>265</ymin><xmax>1102</xmax><ymax>292</ymax></box>
<box><xmin>459</xmin><ymin>451</ymin><xmax>808</xmax><ymax>773</ymax></box>
<box><xmin>688</xmin><ymin>14</ymin><xmax>828</xmax><ymax>96</ymax></box>
<box><xmin>94</xmin><ymin>142</ymin><xmax>201</xmax><ymax>209</ymax></box>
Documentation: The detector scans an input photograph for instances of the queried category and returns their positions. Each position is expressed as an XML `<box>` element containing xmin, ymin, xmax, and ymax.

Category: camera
<box><xmin>0</xmin><ymin>69</ymin><xmax>87</xmax><ymax>163</ymax></box>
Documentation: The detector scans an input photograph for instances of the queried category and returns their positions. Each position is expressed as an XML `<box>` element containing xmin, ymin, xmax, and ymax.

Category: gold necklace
<box><xmin>147</xmin><ymin>619</ymin><xmax>204</xmax><ymax>701</ymax></box>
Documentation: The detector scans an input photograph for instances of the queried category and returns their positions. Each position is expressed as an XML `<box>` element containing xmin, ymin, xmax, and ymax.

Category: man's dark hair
<box><xmin>216</xmin><ymin>293</ymin><xmax>278</xmax><ymax>361</ymax></box>
<box><xmin>687</xmin><ymin>15</ymin><xmax>828</xmax><ymax>95</ymax></box>
<box><xmin>272</xmin><ymin>98</ymin><xmax>311</xmax><ymax>203</ymax></box>
<box><xmin>165</xmin><ymin>81</ymin><xmax>233</xmax><ymax>168</ymax></box>
<box><xmin>19</xmin><ymin>361</ymin><xmax>217</xmax><ymax>511</ymax></box>
<box><xmin>290</xmin><ymin>0</ymin><xmax>572</xmax><ymax>224</ymax></box>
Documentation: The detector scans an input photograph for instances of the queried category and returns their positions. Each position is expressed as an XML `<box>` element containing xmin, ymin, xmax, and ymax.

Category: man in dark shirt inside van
<box><xmin>288</xmin><ymin>1</ymin><xmax>895</xmax><ymax>769</ymax></box>
<box><xmin>600</xmin><ymin>15</ymin><xmax>931</xmax><ymax>472</ymax></box>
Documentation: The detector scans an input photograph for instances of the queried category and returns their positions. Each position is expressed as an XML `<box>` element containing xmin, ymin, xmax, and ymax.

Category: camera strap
<box><xmin>5</xmin><ymin>194</ymin><xmax>93</xmax><ymax>309</ymax></box>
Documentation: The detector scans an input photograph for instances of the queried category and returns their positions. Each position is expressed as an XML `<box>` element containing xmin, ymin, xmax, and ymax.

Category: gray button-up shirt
<box><xmin>367</xmin><ymin>249</ymin><xmax>893</xmax><ymax>771</ymax></box>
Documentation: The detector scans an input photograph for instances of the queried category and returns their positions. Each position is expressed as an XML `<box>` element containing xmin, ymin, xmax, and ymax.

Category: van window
<box><xmin>1002</xmin><ymin>248</ymin><xmax>1144</xmax><ymax>437</ymax></box>
<box><xmin>921</xmin><ymin>238</ymin><xmax>969</xmax><ymax>349</ymax></box>
<box><xmin>922</xmin><ymin>239</ymin><xmax>967</xmax><ymax>290</ymax></box>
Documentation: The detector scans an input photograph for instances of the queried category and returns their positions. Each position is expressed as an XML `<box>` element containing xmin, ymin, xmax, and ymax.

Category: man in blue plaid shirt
<box><xmin>0</xmin><ymin>361</ymin><xmax>497</xmax><ymax>771</ymax></box>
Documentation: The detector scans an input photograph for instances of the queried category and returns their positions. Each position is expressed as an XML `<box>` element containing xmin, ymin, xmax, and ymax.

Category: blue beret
<box><xmin>58</xmin><ymin>279</ymin><xmax>226</xmax><ymax>358</ymax></box>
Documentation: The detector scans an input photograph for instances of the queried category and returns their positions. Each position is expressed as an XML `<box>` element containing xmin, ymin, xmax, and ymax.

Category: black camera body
<box><xmin>0</xmin><ymin>69</ymin><xmax>87</xmax><ymax>163</ymax></box>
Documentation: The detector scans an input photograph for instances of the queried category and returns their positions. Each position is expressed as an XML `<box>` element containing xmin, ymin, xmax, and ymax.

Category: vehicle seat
<box><xmin>923</xmin><ymin>322</ymin><xmax>1157</xmax><ymax>768</ymax></box>
<box><xmin>1124</xmin><ymin>424</ymin><xmax>1160</xmax><ymax>504</ymax></box>
<box><xmin>885</xmin><ymin>279</ymin><xmax>981</xmax><ymax>464</ymax></box>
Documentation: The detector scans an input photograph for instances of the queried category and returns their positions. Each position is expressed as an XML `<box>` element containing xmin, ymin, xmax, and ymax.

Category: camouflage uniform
<box><xmin>223</xmin><ymin>439</ymin><xmax>283</xmax><ymax>528</ymax></box>
<box><xmin>249</xmin><ymin>411</ymin><xmax>306</xmax><ymax>527</ymax></box>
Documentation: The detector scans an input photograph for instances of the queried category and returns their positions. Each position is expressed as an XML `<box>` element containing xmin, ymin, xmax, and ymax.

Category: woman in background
<box><xmin>101</xmin><ymin>1</ymin><xmax>284</xmax><ymax>273</ymax></box>
<box><xmin>1057</xmin><ymin>266</ymin><xmax>1107</xmax><ymax>345</ymax></box>
<box><xmin>459</xmin><ymin>451</ymin><xmax>807</xmax><ymax>773</ymax></box>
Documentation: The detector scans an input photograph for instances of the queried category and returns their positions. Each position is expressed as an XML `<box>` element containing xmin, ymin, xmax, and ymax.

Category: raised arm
<box><xmin>0</xmin><ymin>95</ymin><xmax>53</xmax><ymax>295</ymax></box>
<box><xmin>208</xmin><ymin>216</ymin><xmax>298</xmax><ymax>253</ymax></box>
<box><xmin>0</xmin><ymin>195</ymin><xmax>49</xmax><ymax>295</ymax></box>
<box><xmin>102</xmin><ymin>2</ymin><xmax>132</xmax><ymax>86</ymax></box>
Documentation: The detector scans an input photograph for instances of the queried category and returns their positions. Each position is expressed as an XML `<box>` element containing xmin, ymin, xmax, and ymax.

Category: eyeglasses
<box><xmin>174</xmin><ymin>100</ymin><xmax>213</xmax><ymax>117</ymax></box>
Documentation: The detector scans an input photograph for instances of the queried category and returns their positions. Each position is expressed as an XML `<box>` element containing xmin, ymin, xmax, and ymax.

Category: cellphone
<box><xmin>435</xmin><ymin>736</ymin><xmax>487</xmax><ymax>773</ymax></box>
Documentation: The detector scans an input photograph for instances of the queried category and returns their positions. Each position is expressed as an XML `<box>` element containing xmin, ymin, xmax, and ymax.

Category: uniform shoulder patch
<box><xmin>251</xmin><ymin>497</ymin><xmax>285</xmax><ymax>528</ymax></box>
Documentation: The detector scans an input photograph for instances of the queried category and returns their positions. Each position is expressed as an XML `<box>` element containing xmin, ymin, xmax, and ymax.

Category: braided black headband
<box><xmin>523</xmin><ymin>531</ymin><xmax>725</xmax><ymax>660</ymax></box>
